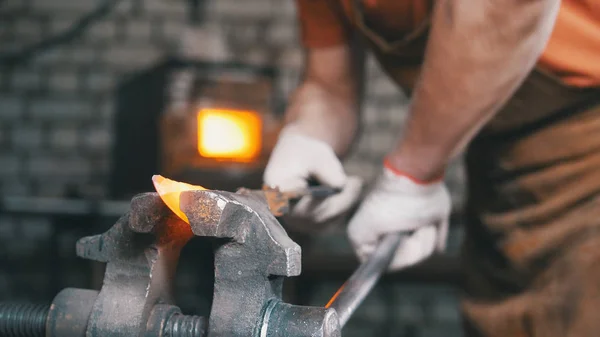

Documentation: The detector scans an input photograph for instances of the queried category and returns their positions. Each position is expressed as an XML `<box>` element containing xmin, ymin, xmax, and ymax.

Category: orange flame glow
<box><xmin>197</xmin><ymin>109</ymin><xmax>262</xmax><ymax>161</ymax></box>
<box><xmin>152</xmin><ymin>175</ymin><xmax>206</xmax><ymax>224</ymax></box>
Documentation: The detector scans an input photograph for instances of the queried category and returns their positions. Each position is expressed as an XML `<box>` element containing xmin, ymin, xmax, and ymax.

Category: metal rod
<box><xmin>303</xmin><ymin>186</ymin><xmax>342</xmax><ymax>199</ymax></box>
<box><xmin>325</xmin><ymin>233</ymin><xmax>403</xmax><ymax>327</ymax></box>
<box><xmin>284</xmin><ymin>186</ymin><xmax>341</xmax><ymax>201</ymax></box>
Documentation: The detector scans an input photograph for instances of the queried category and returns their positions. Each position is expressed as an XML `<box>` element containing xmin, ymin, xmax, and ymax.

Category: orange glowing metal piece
<box><xmin>152</xmin><ymin>175</ymin><xmax>206</xmax><ymax>224</ymax></box>
<box><xmin>197</xmin><ymin>109</ymin><xmax>262</xmax><ymax>161</ymax></box>
<box><xmin>325</xmin><ymin>284</ymin><xmax>345</xmax><ymax>309</ymax></box>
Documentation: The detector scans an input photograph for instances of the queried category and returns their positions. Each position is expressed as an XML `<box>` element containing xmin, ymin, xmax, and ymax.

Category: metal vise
<box><xmin>0</xmin><ymin>189</ymin><xmax>340</xmax><ymax>337</ymax></box>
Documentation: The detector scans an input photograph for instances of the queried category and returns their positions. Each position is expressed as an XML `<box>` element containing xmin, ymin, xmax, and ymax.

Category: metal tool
<box><xmin>325</xmin><ymin>233</ymin><xmax>403</xmax><ymax>327</ymax></box>
<box><xmin>0</xmin><ymin>186</ymin><xmax>398</xmax><ymax>337</ymax></box>
<box><xmin>238</xmin><ymin>185</ymin><xmax>341</xmax><ymax>217</ymax></box>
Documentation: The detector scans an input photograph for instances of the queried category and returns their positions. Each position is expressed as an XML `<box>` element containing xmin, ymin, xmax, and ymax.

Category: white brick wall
<box><xmin>143</xmin><ymin>0</ymin><xmax>187</xmax><ymax>17</ymax></box>
<box><xmin>28</xmin><ymin>155</ymin><xmax>91</xmax><ymax>177</ymax></box>
<box><xmin>125</xmin><ymin>19</ymin><xmax>153</xmax><ymax>41</ymax></box>
<box><xmin>88</xmin><ymin>19</ymin><xmax>119</xmax><ymax>41</ymax></box>
<box><xmin>48</xmin><ymin>69</ymin><xmax>81</xmax><ymax>92</ymax></box>
<box><xmin>276</xmin><ymin>46</ymin><xmax>302</xmax><ymax>68</ymax></box>
<box><xmin>14</xmin><ymin>18</ymin><xmax>43</xmax><ymax>39</ymax></box>
<box><xmin>0</xmin><ymin>95</ymin><xmax>25</xmax><ymax>120</ymax></box>
<box><xmin>101</xmin><ymin>45</ymin><xmax>163</xmax><ymax>68</ymax></box>
<box><xmin>0</xmin><ymin>154</ymin><xmax>21</xmax><ymax>177</ymax></box>
<box><xmin>82</xmin><ymin>127</ymin><xmax>112</xmax><ymax>152</ymax></box>
<box><xmin>1</xmin><ymin>0</ymin><xmax>186</xmax><ymax>200</ymax></box>
<box><xmin>1</xmin><ymin>178</ymin><xmax>30</xmax><ymax>196</ymax></box>
<box><xmin>10</xmin><ymin>124</ymin><xmax>44</xmax><ymax>151</ymax></box>
<box><xmin>50</xmin><ymin>17</ymin><xmax>76</xmax><ymax>35</ymax></box>
<box><xmin>206</xmin><ymin>0</ymin><xmax>275</xmax><ymax>20</ymax></box>
<box><xmin>29</xmin><ymin>98</ymin><xmax>94</xmax><ymax>120</ymax></box>
<box><xmin>85</xmin><ymin>70</ymin><xmax>114</xmax><ymax>92</ymax></box>
<box><xmin>2</xmin><ymin>0</ymin><xmax>28</xmax><ymax>12</ymax></box>
<box><xmin>267</xmin><ymin>22</ymin><xmax>299</xmax><ymax>46</ymax></box>
<box><xmin>10</xmin><ymin>69</ymin><xmax>42</xmax><ymax>91</ymax></box>
<box><xmin>49</xmin><ymin>126</ymin><xmax>80</xmax><ymax>152</ymax></box>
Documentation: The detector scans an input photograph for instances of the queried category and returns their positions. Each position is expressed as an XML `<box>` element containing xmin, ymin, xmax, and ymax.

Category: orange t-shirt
<box><xmin>296</xmin><ymin>0</ymin><xmax>600</xmax><ymax>88</ymax></box>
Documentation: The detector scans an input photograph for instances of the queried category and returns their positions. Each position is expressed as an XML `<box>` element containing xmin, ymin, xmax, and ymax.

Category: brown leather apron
<box><xmin>351</xmin><ymin>1</ymin><xmax>600</xmax><ymax>336</ymax></box>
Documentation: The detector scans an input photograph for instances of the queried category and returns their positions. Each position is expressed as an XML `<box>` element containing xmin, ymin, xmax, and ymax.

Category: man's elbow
<box><xmin>505</xmin><ymin>0</ymin><xmax>561</xmax><ymax>33</ymax></box>
<box><xmin>482</xmin><ymin>0</ymin><xmax>560</xmax><ymax>51</ymax></box>
<box><xmin>517</xmin><ymin>0</ymin><xmax>561</xmax><ymax>52</ymax></box>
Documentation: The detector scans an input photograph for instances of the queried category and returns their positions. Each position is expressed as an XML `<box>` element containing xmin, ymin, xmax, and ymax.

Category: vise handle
<box><xmin>325</xmin><ymin>233</ymin><xmax>403</xmax><ymax>327</ymax></box>
<box><xmin>254</xmin><ymin>184</ymin><xmax>403</xmax><ymax>328</ymax></box>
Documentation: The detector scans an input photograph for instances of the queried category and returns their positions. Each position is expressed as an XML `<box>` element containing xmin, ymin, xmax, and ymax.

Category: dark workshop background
<box><xmin>0</xmin><ymin>0</ymin><xmax>467</xmax><ymax>336</ymax></box>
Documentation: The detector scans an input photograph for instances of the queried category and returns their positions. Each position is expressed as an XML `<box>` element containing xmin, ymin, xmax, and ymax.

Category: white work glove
<box><xmin>347</xmin><ymin>165</ymin><xmax>451</xmax><ymax>271</ymax></box>
<box><xmin>263</xmin><ymin>125</ymin><xmax>363</xmax><ymax>224</ymax></box>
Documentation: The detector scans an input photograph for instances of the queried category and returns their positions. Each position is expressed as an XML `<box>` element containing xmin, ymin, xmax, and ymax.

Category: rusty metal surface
<box><xmin>178</xmin><ymin>189</ymin><xmax>304</xmax><ymax>336</ymax></box>
<box><xmin>236</xmin><ymin>186</ymin><xmax>290</xmax><ymax>216</ymax></box>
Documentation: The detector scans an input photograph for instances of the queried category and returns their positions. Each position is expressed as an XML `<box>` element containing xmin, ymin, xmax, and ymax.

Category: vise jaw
<box><xmin>62</xmin><ymin>189</ymin><xmax>341</xmax><ymax>337</ymax></box>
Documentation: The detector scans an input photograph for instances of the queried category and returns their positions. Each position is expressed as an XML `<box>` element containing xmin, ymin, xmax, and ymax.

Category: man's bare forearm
<box><xmin>285</xmin><ymin>80</ymin><xmax>358</xmax><ymax>156</ymax></box>
<box><xmin>387</xmin><ymin>0</ymin><xmax>561</xmax><ymax>181</ymax></box>
<box><xmin>285</xmin><ymin>45</ymin><xmax>362</xmax><ymax>156</ymax></box>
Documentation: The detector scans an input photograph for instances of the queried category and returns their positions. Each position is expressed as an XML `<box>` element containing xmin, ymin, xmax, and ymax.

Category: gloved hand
<box><xmin>347</xmin><ymin>162</ymin><xmax>451</xmax><ymax>271</ymax></box>
<box><xmin>263</xmin><ymin>124</ymin><xmax>363</xmax><ymax>224</ymax></box>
